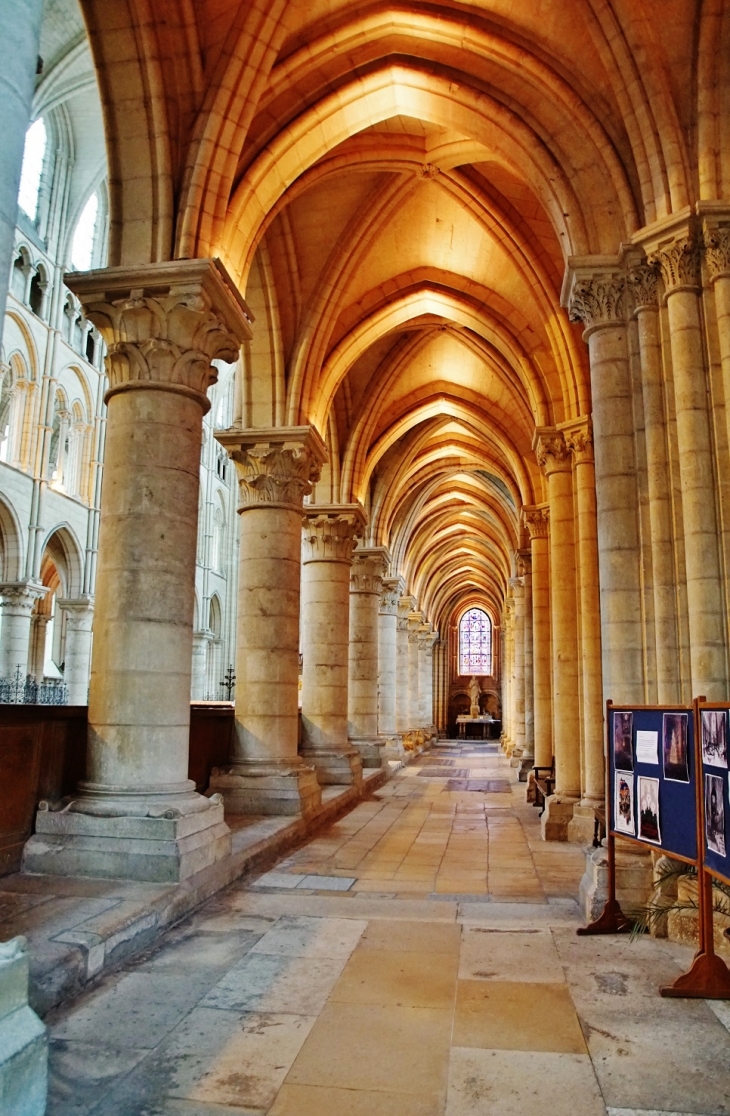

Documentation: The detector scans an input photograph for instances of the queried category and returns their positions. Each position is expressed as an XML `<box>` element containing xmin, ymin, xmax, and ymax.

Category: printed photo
<box><xmin>613</xmin><ymin>711</ymin><xmax>634</xmax><ymax>772</ymax></box>
<box><xmin>638</xmin><ymin>776</ymin><xmax>661</xmax><ymax>845</ymax></box>
<box><xmin>705</xmin><ymin>773</ymin><xmax>726</xmax><ymax>858</ymax></box>
<box><xmin>663</xmin><ymin>712</ymin><xmax>690</xmax><ymax>783</ymax></box>
<box><xmin>702</xmin><ymin>710</ymin><xmax>728</xmax><ymax>770</ymax></box>
<box><xmin>614</xmin><ymin>771</ymin><xmax>635</xmax><ymax>836</ymax></box>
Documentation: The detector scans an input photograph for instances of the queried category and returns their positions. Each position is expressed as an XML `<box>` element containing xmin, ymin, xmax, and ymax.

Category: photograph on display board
<box><xmin>701</xmin><ymin>710</ymin><xmax>728</xmax><ymax>769</ymax></box>
<box><xmin>638</xmin><ymin>776</ymin><xmax>661</xmax><ymax>844</ymax></box>
<box><xmin>663</xmin><ymin>712</ymin><xmax>690</xmax><ymax>783</ymax></box>
<box><xmin>613</xmin><ymin>711</ymin><xmax>634</xmax><ymax>772</ymax></box>
<box><xmin>705</xmin><ymin>774</ymin><xmax>726</xmax><ymax>857</ymax></box>
<box><xmin>615</xmin><ymin>771</ymin><xmax>635</xmax><ymax>836</ymax></box>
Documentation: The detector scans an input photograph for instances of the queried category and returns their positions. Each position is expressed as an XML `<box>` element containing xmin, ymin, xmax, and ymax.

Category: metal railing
<box><xmin>0</xmin><ymin>665</ymin><xmax>68</xmax><ymax>705</ymax></box>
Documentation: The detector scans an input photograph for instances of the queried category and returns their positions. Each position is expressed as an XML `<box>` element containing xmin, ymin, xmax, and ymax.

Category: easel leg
<box><xmin>662</xmin><ymin>870</ymin><xmax>730</xmax><ymax>998</ymax></box>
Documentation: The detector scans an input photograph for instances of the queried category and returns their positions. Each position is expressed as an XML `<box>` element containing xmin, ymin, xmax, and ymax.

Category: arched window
<box><xmin>212</xmin><ymin>504</ymin><xmax>225</xmax><ymax>572</ymax></box>
<box><xmin>0</xmin><ymin>371</ymin><xmax>14</xmax><ymax>463</ymax></box>
<box><xmin>18</xmin><ymin>119</ymin><xmax>47</xmax><ymax>221</ymax></box>
<box><xmin>70</xmin><ymin>192</ymin><xmax>99</xmax><ymax>271</ymax></box>
<box><xmin>459</xmin><ymin>607</ymin><xmax>492</xmax><ymax>676</ymax></box>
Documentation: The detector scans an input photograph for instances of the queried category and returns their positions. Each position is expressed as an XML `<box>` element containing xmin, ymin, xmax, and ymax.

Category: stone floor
<box><xmin>43</xmin><ymin>742</ymin><xmax>730</xmax><ymax>1115</ymax></box>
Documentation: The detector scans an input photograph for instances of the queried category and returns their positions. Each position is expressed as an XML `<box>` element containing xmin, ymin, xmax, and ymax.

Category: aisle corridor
<box><xmin>46</xmin><ymin>745</ymin><xmax>730</xmax><ymax>1115</ymax></box>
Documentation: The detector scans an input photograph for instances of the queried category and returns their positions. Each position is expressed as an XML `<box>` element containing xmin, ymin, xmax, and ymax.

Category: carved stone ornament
<box><xmin>648</xmin><ymin>236</ymin><xmax>702</xmax><ymax>294</ymax></box>
<box><xmin>302</xmin><ymin>505</ymin><xmax>366</xmax><ymax>563</ymax></box>
<box><xmin>568</xmin><ymin>275</ymin><xmax>626</xmax><ymax>330</ymax></box>
<box><xmin>522</xmin><ymin>505</ymin><xmax>549</xmax><ymax>540</ymax></box>
<box><xmin>396</xmin><ymin>616</ymin><xmax>410</xmax><ymax>632</ymax></box>
<box><xmin>516</xmin><ymin>549</ymin><xmax>532</xmax><ymax>577</ymax></box>
<box><xmin>564</xmin><ymin>421</ymin><xmax>594</xmax><ymax>465</ymax></box>
<box><xmin>379</xmin><ymin>577</ymin><xmax>403</xmax><ymax>615</ymax></box>
<box><xmin>703</xmin><ymin>222</ymin><xmax>730</xmax><ymax>282</ymax></box>
<box><xmin>350</xmin><ymin>552</ymin><xmax>387</xmax><ymax>595</ymax></box>
<box><xmin>237</xmin><ymin>443</ymin><xmax>323</xmax><ymax>510</ymax></box>
<box><xmin>534</xmin><ymin>431</ymin><xmax>571</xmax><ymax>475</ymax></box>
<box><xmin>627</xmin><ymin>263</ymin><xmax>660</xmax><ymax>312</ymax></box>
<box><xmin>65</xmin><ymin>259</ymin><xmax>253</xmax><ymax>408</ymax></box>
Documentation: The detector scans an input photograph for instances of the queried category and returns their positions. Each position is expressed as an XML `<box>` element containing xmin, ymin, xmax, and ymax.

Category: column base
<box><xmin>509</xmin><ymin>745</ymin><xmax>524</xmax><ymax>769</ymax></box>
<box><xmin>209</xmin><ymin>762</ymin><xmax>322</xmax><ymax>819</ymax></box>
<box><xmin>540</xmin><ymin>794</ymin><xmax>579</xmax><ymax>841</ymax></box>
<box><xmin>378</xmin><ymin>734</ymin><xmax>405</xmax><ymax>760</ymax></box>
<box><xmin>349</xmin><ymin>737</ymin><xmax>384</xmax><ymax>768</ymax></box>
<box><xmin>22</xmin><ymin>794</ymin><xmax>231</xmax><ymax>883</ymax></box>
<box><xmin>299</xmin><ymin>747</ymin><xmax>363</xmax><ymax>787</ymax></box>
<box><xmin>0</xmin><ymin>938</ymin><xmax>47</xmax><ymax>1116</ymax></box>
<box><xmin>518</xmin><ymin>754</ymin><xmax>534</xmax><ymax>782</ymax></box>
<box><xmin>579</xmin><ymin>840</ymin><xmax>653</xmax><ymax>922</ymax></box>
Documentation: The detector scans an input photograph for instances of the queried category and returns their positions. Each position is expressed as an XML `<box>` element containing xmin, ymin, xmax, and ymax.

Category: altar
<box><xmin>456</xmin><ymin>715</ymin><xmax>501</xmax><ymax>740</ymax></box>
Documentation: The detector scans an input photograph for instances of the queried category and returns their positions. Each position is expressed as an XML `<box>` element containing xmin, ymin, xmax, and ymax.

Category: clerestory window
<box><xmin>459</xmin><ymin>607</ymin><xmax>492</xmax><ymax>675</ymax></box>
<box><xmin>70</xmin><ymin>192</ymin><xmax>99</xmax><ymax>271</ymax></box>
<box><xmin>18</xmin><ymin>118</ymin><xmax>47</xmax><ymax>221</ymax></box>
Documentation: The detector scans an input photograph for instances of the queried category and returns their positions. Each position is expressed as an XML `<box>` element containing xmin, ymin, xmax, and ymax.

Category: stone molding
<box><xmin>563</xmin><ymin>418</ymin><xmax>594</xmax><ymax>465</ymax></box>
<box><xmin>350</xmin><ymin>547</ymin><xmax>389</xmax><ymax>594</ymax></box>
<box><xmin>379</xmin><ymin>575</ymin><xmax>405</xmax><ymax>615</ymax></box>
<box><xmin>627</xmin><ymin>263</ymin><xmax>660</xmax><ymax>313</ymax></box>
<box><xmin>219</xmin><ymin>426</ymin><xmax>328</xmax><ymax>513</ymax></box>
<box><xmin>508</xmin><ymin>576</ymin><xmax>524</xmax><ymax>597</ymax></box>
<box><xmin>65</xmin><ymin>259</ymin><xmax>253</xmax><ymax>410</ymax></box>
<box><xmin>648</xmin><ymin>236</ymin><xmax>702</xmax><ymax>295</ymax></box>
<box><xmin>534</xmin><ymin>429</ymin><xmax>571</xmax><ymax>476</ymax></box>
<box><xmin>522</xmin><ymin>504</ymin><xmax>550</xmax><ymax>540</ymax></box>
<box><xmin>398</xmin><ymin>595</ymin><xmax>416</xmax><ymax>617</ymax></box>
<box><xmin>302</xmin><ymin>504</ymin><xmax>366</xmax><ymax>563</ymax></box>
<box><xmin>703</xmin><ymin>221</ymin><xmax>730</xmax><ymax>283</ymax></box>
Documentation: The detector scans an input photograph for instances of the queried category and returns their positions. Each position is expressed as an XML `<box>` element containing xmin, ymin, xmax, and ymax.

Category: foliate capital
<box><xmin>302</xmin><ymin>504</ymin><xmax>366</xmax><ymax>563</ymax></box>
<box><xmin>703</xmin><ymin>221</ymin><xmax>730</xmax><ymax>283</ymax></box>
<box><xmin>221</xmin><ymin>426</ymin><xmax>328</xmax><ymax>512</ymax></box>
<box><xmin>350</xmin><ymin>548</ymin><xmax>389</xmax><ymax>595</ymax></box>
<box><xmin>65</xmin><ymin>259</ymin><xmax>253</xmax><ymax>409</ymax></box>
<box><xmin>0</xmin><ymin>581</ymin><xmax>47</xmax><ymax>613</ymax></box>
<box><xmin>647</xmin><ymin>236</ymin><xmax>702</xmax><ymax>294</ymax></box>
<box><xmin>563</xmin><ymin>418</ymin><xmax>594</xmax><ymax>465</ymax></box>
<box><xmin>516</xmin><ymin>549</ymin><xmax>532</xmax><ymax>577</ymax></box>
<box><xmin>379</xmin><ymin>575</ymin><xmax>404</xmax><ymax>615</ymax></box>
<box><xmin>627</xmin><ymin>263</ymin><xmax>660</xmax><ymax>313</ymax></box>
<box><xmin>522</xmin><ymin>504</ymin><xmax>549</xmax><ymax>540</ymax></box>
<box><xmin>567</xmin><ymin>273</ymin><xmax>626</xmax><ymax>332</ymax></box>
<box><xmin>534</xmin><ymin>429</ymin><xmax>571</xmax><ymax>476</ymax></box>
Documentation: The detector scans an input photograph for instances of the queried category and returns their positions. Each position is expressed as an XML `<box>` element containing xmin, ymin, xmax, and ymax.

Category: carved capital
<box><xmin>703</xmin><ymin>222</ymin><xmax>730</xmax><ymax>283</ymax></box>
<box><xmin>220</xmin><ymin>426</ymin><xmax>327</xmax><ymax>512</ymax></box>
<box><xmin>0</xmin><ymin>581</ymin><xmax>47</xmax><ymax>614</ymax></box>
<box><xmin>65</xmin><ymin>259</ymin><xmax>253</xmax><ymax>409</ymax></box>
<box><xmin>302</xmin><ymin>504</ymin><xmax>366</xmax><ymax>563</ymax></box>
<box><xmin>58</xmin><ymin>596</ymin><xmax>95</xmax><ymax>630</ymax></box>
<box><xmin>648</xmin><ymin>237</ymin><xmax>702</xmax><ymax>295</ymax></box>
<box><xmin>522</xmin><ymin>504</ymin><xmax>549</xmax><ymax>540</ymax></box>
<box><xmin>350</xmin><ymin>548</ymin><xmax>388</xmax><ymax>594</ymax></box>
<box><xmin>568</xmin><ymin>274</ymin><xmax>626</xmax><ymax>331</ymax></box>
<box><xmin>563</xmin><ymin>419</ymin><xmax>594</xmax><ymax>465</ymax></box>
<box><xmin>516</xmin><ymin>549</ymin><xmax>532</xmax><ymax>577</ymax></box>
<box><xmin>534</xmin><ymin>429</ymin><xmax>571</xmax><ymax>476</ymax></box>
<box><xmin>627</xmin><ymin>264</ymin><xmax>660</xmax><ymax>313</ymax></box>
<box><xmin>379</xmin><ymin>576</ymin><xmax>404</xmax><ymax>615</ymax></box>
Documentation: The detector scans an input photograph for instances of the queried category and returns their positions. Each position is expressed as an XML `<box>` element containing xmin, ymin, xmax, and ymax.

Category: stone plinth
<box><xmin>0</xmin><ymin>937</ymin><xmax>47</xmax><ymax>1116</ymax></box>
<box><xmin>579</xmin><ymin>841</ymin><xmax>653</xmax><ymax>922</ymax></box>
<box><xmin>24</xmin><ymin>259</ymin><xmax>252</xmax><ymax>880</ymax></box>
<box><xmin>208</xmin><ymin>426</ymin><xmax>326</xmax><ymax>818</ymax></box>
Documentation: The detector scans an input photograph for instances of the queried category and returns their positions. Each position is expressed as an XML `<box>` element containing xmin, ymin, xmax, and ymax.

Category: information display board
<box><xmin>697</xmin><ymin>702</ymin><xmax>730</xmax><ymax>884</ymax></box>
<box><xmin>608</xmin><ymin>703</ymin><xmax>697</xmax><ymax>864</ymax></box>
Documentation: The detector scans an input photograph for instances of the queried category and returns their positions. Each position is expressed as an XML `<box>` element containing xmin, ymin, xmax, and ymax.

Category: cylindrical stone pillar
<box><xmin>501</xmin><ymin>596</ymin><xmax>514</xmax><ymax>753</ymax></box>
<box><xmin>536</xmin><ymin>431</ymin><xmax>581</xmax><ymax>836</ymax></box>
<box><xmin>650</xmin><ymin>236</ymin><xmax>726</xmax><ymax>699</ymax></box>
<box><xmin>348</xmin><ymin>548</ymin><xmax>388</xmax><ymax>767</ymax></box>
<box><xmin>208</xmin><ymin>427</ymin><xmax>326</xmax><ymax>817</ymax></box>
<box><xmin>191</xmin><ymin>631</ymin><xmax>209</xmax><ymax>700</ymax></box>
<box><xmin>629</xmin><ymin>265</ymin><xmax>680</xmax><ymax>701</ymax></box>
<box><xmin>705</xmin><ymin>224</ymin><xmax>730</xmax><ymax>461</ymax></box>
<box><xmin>29</xmin><ymin>613</ymin><xmax>50</xmax><ymax>682</ymax></box>
<box><xmin>300</xmin><ymin>505</ymin><xmax>364</xmax><ymax>786</ymax></box>
<box><xmin>568</xmin><ymin>272</ymin><xmax>645</xmax><ymax>704</ymax></box>
<box><xmin>378</xmin><ymin>576</ymin><xmax>402</xmax><ymax>739</ymax></box>
<box><xmin>0</xmin><ymin>584</ymin><xmax>45</xmax><ymax>677</ymax></box>
<box><xmin>523</xmin><ymin>506</ymin><xmax>551</xmax><ymax>771</ymax></box>
<box><xmin>407</xmin><ymin>612</ymin><xmax>422</xmax><ymax>729</ymax></box>
<box><xmin>518</xmin><ymin>551</ymin><xmax>534</xmax><ymax>779</ymax></box>
<box><xmin>417</xmin><ymin>625</ymin><xmax>434</xmax><ymax>728</ymax></box>
<box><xmin>58</xmin><ymin>597</ymin><xmax>94</xmax><ymax>705</ymax></box>
<box><xmin>509</xmin><ymin>576</ymin><xmax>526</xmax><ymax>764</ymax></box>
<box><xmin>395</xmin><ymin>596</ymin><xmax>414</xmax><ymax>735</ymax></box>
<box><xmin>24</xmin><ymin>260</ymin><xmax>251</xmax><ymax>882</ymax></box>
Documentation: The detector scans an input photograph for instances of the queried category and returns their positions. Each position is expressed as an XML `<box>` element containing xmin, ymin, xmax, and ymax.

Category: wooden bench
<box><xmin>532</xmin><ymin>759</ymin><xmax>555</xmax><ymax>814</ymax></box>
<box><xmin>593</xmin><ymin>803</ymin><xmax>607</xmax><ymax>847</ymax></box>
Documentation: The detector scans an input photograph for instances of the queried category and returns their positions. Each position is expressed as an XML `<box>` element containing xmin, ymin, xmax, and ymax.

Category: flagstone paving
<box><xmin>45</xmin><ymin>743</ymin><xmax>730</xmax><ymax>1115</ymax></box>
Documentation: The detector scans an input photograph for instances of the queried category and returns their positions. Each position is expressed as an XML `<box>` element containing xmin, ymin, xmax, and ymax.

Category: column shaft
<box><xmin>59</xmin><ymin>598</ymin><xmax>94</xmax><ymax>705</ymax></box>
<box><xmin>510</xmin><ymin>578</ymin><xmax>526</xmax><ymax>762</ymax></box>
<box><xmin>348</xmin><ymin>548</ymin><xmax>388</xmax><ymax>767</ymax></box>
<box><xmin>0</xmin><ymin>584</ymin><xmax>44</xmax><ymax>676</ymax></box>
<box><xmin>378</xmin><ymin>577</ymin><xmax>402</xmax><ymax>739</ymax></box>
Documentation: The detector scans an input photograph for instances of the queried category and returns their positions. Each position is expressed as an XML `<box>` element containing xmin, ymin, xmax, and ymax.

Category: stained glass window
<box><xmin>459</xmin><ymin>607</ymin><xmax>492</xmax><ymax>675</ymax></box>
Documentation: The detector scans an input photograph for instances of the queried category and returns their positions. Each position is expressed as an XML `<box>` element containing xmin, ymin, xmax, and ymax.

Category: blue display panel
<box><xmin>608</xmin><ymin>705</ymin><xmax>697</xmax><ymax>863</ymax></box>
<box><xmin>698</xmin><ymin>705</ymin><xmax>730</xmax><ymax>882</ymax></box>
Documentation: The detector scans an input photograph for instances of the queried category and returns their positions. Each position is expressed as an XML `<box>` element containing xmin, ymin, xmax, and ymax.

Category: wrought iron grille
<box><xmin>0</xmin><ymin>665</ymin><xmax>69</xmax><ymax>705</ymax></box>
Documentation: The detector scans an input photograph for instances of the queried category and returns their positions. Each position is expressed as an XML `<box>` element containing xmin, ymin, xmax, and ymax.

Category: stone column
<box><xmin>24</xmin><ymin>259</ymin><xmax>251</xmax><ymax>882</ymax></box>
<box><xmin>209</xmin><ymin>427</ymin><xmax>326</xmax><ymax>815</ymax></box>
<box><xmin>517</xmin><ymin>550</ymin><xmax>535</xmax><ymax>779</ymax></box>
<box><xmin>300</xmin><ymin>505</ymin><xmax>365</xmax><ymax>786</ymax></box>
<box><xmin>523</xmin><ymin>507</ymin><xmax>551</xmax><ymax>776</ymax></box>
<box><xmin>348</xmin><ymin>547</ymin><xmax>389</xmax><ymax>767</ymax></box>
<box><xmin>58</xmin><ymin>597</ymin><xmax>94</xmax><ymax>705</ymax></box>
<box><xmin>378</xmin><ymin>575</ymin><xmax>402</xmax><ymax>744</ymax></box>
<box><xmin>564</xmin><ymin>420</ymin><xmax>605</xmax><ymax>843</ymax></box>
<box><xmin>535</xmin><ymin>430</ymin><xmax>581</xmax><ymax>838</ymax></box>
<box><xmin>566</xmin><ymin>268</ymin><xmax>645</xmax><ymax>704</ymax></box>
<box><xmin>648</xmin><ymin>232</ymin><xmax>727</xmax><ymax>699</ymax></box>
<box><xmin>417</xmin><ymin>625</ymin><xmax>435</xmax><ymax>729</ymax></box>
<box><xmin>395</xmin><ymin>595</ymin><xmax>414</xmax><ymax>735</ymax></box>
<box><xmin>191</xmin><ymin>630</ymin><xmax>210</xmax><ymax>700</ymax></box>
<box><xmin>705</xmin><ymin>219</ymin><xmax>730</xmax><ymax>457</ymax></box>
<box><xmin>501</xmin><ymin>595</ymin><xmax>514</xmax><ymax>754</ymax></box>
<box><xmin>628</xmin><ymin>264</ymin><xmax>680</xmax><ymax>701</ymax></box>
<box><xmin>509</xmin><ymin>576</ymin><xmax>526</xmax><ymax>766</ymax></box>
<box><xmin>0</xmin><ymin>582</ymin><xmax>45</xmax><ymax>677</ymax></box>
<box><xmin>0</xmin><ymin>0</ymin><xmax>43</xmax><ymax>355</ymax></box>
<box><xmin>407</xmin><ymin>611</ymin><xmax>423</xmax><ymax>729</ymax></box>
<box><xmin>28</xmin><ymin>613</ymin><xmax>50</xmax><ymax>682</ymax></box>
